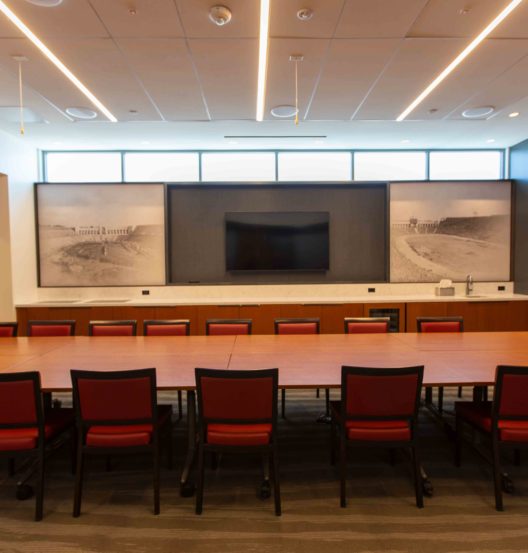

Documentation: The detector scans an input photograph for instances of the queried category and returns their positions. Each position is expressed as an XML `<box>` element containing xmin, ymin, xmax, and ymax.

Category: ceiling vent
<box><xmin>462</xmin><ymin>106</ymin><xmax>495</xmax><ymax>119</ymax></box>
<box><xmin>25</xmin><ymin>0</ymin><xmax>63</xmax><ymax>6</ymax></box>
<box><xmin>270</xmin><ymin>105</ymin><xmax>298</xmax><ymax>118</ymax></box>
<box><xmin>66</xmin><ymin>107</ymin><xmax>98</xmax><ymax>120</ymax></box>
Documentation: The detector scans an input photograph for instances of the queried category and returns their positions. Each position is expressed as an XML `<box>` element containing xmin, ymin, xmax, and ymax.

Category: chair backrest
<box><xmin>71</xmin><ymin>368</ymin><xmax>157</xmax><ymax>429</ymax></box>
<box><xmin>274</xmin><ymin>318</ymin><xmax>320</xmax><ymax>335</ymax></box>
<box><xmin>144</xmin><ymin>319</ymin><xmax>190</xmax><ymax>336</ymax></box>
<box><xmin>341</xmin><ymin>365</ymin><xmax>423</xmax><ymax>423</ymax></box>
<box><xmin>195</xmin><ymin>368</ymin><xmax>278</xmax><ymax>426</ymax></box>
<box><xmin>27</xmin><ymin>320</ymin><xmax>76</xmax><ymax>337</ymax></box>
<box><xmin>0</xmin><ymin>322</ymin><xmax>18</xmax><ymax>337</ymax></box>
<box><xmin>0</xmin><ymin>372</ymin><xmax>44</xmax><ymax>439</ymax></box>
<box><xmin>493</xmin><ymin>365</ymin><xmax>528</xmax><ymax>423</ymax></box>
<box><xmin>206</xmin><ymin>319</ymin><xmax>252</xmax><ymax>336</ymax></box>
<box><xmin>344</xmin><ymin>317</ymin><xmax>390</xmax><ymax>334</ymax></box>
<box><xmin>416</xmin><ymin>317</ymin><xmax>463</xmax><ymax>333</ymax></box>
<box><xmin>89</xmin><ymin>320</ymin><xmax>137</xmax><ymax>337</ymax></box>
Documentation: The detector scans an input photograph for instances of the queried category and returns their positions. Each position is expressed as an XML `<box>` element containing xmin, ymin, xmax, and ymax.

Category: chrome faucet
<box><xmin>466</xmin><ymin>274</ymin><xmax>473</xmax><ymax>296</ymax></box>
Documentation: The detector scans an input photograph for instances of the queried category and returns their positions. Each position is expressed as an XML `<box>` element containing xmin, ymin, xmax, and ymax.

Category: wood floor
<box><xmin>0</xmin><ymin>389</ymin><xmax>527</xmax><ymax>553</ymax></box>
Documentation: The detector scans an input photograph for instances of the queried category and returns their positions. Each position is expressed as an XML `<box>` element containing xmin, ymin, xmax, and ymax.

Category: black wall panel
<box><xmin>168</xmin><ymin>183</ymin><xmax>387</xmax><ymax>284</ymax></box>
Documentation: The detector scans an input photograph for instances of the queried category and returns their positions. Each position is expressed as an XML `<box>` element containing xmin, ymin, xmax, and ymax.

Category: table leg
<box><xmin>180</xmin><ymin>390</ymin><xmax>197</xmax><ymax>497</ymax></box>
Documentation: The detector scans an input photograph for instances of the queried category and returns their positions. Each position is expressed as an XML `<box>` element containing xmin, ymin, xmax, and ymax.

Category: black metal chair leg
<box><xmin>411</xmin><ymin>446</ymin><xmax>424</xmax><ymax>508</ymax></box>
<box><xmin>457</xmin><ymin>386</ymin><xmax>463</xmax><ymax>398</ymax></box>
<box><xmin>514</xmin><ymin>449</ymin><xmax>521</xmax><ymax>466</ymax></box>
<box><xmin>281</xmin><ymin>389</ymin><xmax>286</xmax><ymax>419</ymax></box>
<box><xmin>178</xmin><ymin>390</ymin><xmax>183</xmax><ymax>420</ymax></box>
<box><xmin>195</xmin><ymin>444</ymin><xmax>205</xmax><ymax>515</ymax></box>
<box><xmin>454</xmin><ymin>415</ymin><xmax>462</xmax><ymax>467</ymax></box>
<box><xmin>271</xmin><ymin>450</ymin><xmax>281</xmax><ymax>516</ymax></box>
<box><xmin>437</xmin><ymin>386</ymin><xmax>444</xmax><ymax>413</ymax></box>
<box><xmin>339</xmin><ymin>437</ymin><xmax>347</xmax><ymax>508</ymax></box>
<box><xmin>491</xmin><ymin>438</ymin><xmax>503</xmax><ymax>512</ymax></box>
<box><xmin>153</xmin><ymin>447</ymin><xmax>160</xmax><ymax>515</ymax></box>
<box><xmin>8</xmin><ymin>458</ymin><xmax>14</xmax><ymax>477</ymax></box>
<box><xmin>325</xmin><ymin>389</ymin><xmax>330</xmax><ymax>416</ymax></box>
<box><xmin>35</xmin><ymin>452</ymin><xmax>44</xmax><ymax>521</ymax></box>
<box><xmin>73</xmin><ymin>447</ymin><xmax>84</xmax><ymax>518</ymax></box>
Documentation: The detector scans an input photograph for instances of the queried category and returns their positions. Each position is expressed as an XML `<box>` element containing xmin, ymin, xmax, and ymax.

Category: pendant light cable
<box><xmin>18</xmin><ymin>60</ymin><xmax>24</xmax><ymax>135</ymax></box>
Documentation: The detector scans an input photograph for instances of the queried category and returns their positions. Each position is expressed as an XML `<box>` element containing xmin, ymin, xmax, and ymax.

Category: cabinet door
<box><xmin>321</xmin><ymin>303</ymin><xmax>363</xmax><ymax>334</ymax></box>
<box><xmin>239</xmin><ymin>304</ymin><xmax>281</xmax><ymax>335</ymax></box>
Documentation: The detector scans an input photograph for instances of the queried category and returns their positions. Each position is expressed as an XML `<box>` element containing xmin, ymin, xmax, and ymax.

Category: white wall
<box><xmin>0</xmin><ymin>130</ymin><xmax>39</xmax><ymax>310</ymax></box>
<box><xmin>0</xmin><ymin>174</ymin><xmax>14</xmax><ymax>319</ymax></box>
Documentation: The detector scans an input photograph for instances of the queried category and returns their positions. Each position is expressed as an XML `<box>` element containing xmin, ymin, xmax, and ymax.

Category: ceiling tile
<box><xmin>0</xmin><ymin>0</ymin><xmax>107</xmax><ymax>38</ymax></box>
<box><xmin>408</xmin><ymin>0</ymin><xmax>518</xmax><ymax>38</ymax></box>
<box><xmin>89</xmin><ymin>0</ymin><xmax>184</xmax><ymax>38</ymax></box>
<box><xmin>175</xmin><ymin>0</ymin><xmax>259</xmax><ymax>39</ymax></box>
<box><xmin>116</xmin><ymin>38</ymin><xmax>209</xmax><ymax>120</ymax></box>
<box><xmin>335</xmin><ymin>0</ymin><xmax>428</xmax><ymax>38</ymax></box>
<box><xmin>187</xmin><ymin>38</ymin><xmax>258</xmax><ymax>119</ymax></box>
<box><xmin>270</xmin><ymin>0</ymin><xmax>346</xmax><ymax>39</ymax></box>
<box><xmin>307</xmin><ymin>38</ymin><xmax>401</xmax><ymax>120</ymax></box>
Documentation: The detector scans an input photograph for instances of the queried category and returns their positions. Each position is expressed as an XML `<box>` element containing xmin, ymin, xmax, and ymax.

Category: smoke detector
<box><xmin>209</xmin><ymin>5</ymin><xmax>232</xmax><ymax>26</ymax></box>
<box><xmin>297</xmin><ymin>8</ymin><xmax>313</xmax><ymax>21</ymax></box>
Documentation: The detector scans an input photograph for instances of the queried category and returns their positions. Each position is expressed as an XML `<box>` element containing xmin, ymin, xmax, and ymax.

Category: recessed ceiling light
<box><xmin>25</xmin><ymin>0</ymin><xmax>63</xmax><ymax>6</ymax></box>
<box><xmin>509</xmin><ymin>111</ymin><xmax>520</xmax><ymax>118</ymax></box>
<box><xmin>401</xmin><ymin>139</ymin><xmax>411</xmax><ymax>144</ymax></box>
<box><xmin>256</xmin><ymin>0</ymin><xmax>271</xmax><ymax>121</ymax></box>
<box><xmin>0</xmin><ymin>1</ymin><xmax>117</xmax><ymax>122</ymax></box>
<box><xmin>65</xmin><ymin>107</ymin><xmax>98</xmax><ymax>120</ymax></box>
<box><xmin>141</xmin><ymin>140</ymin><xmax>150</xmax><ymax>145</ymax></box>
<box><xmin>486</xmin><ymin>138</ymin><xmax>496</xmax><ymax>143</ymax></box>
<box><xmin>462</xmin><ymin>106</ymin><xmax>495</xmax><ymax>119</ymax></box>
<box><xmin>396</xmin><ymin>0</ymin><xmax>523</xmax><ymax>121</ymax></box>
<box><xmin>270</xmin><ymin>105</ymin><xmax>298</xmax><ymax>118</ymax></box>
<box><xmin>297</xmin><ymin>8</ymin><xmax>313</xmax><ymax>21</ymax></box>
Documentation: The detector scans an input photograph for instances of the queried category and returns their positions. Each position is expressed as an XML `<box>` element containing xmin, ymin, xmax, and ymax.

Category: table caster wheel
<box><xmin>502</xmin><ymin>474</ymin><xmax>514</xmax><ymax>494</ymax></box>
<box><xmin>259</xmin><ymin>480</ymin><xmax>271</xmax><ymax>499</ymax></box>
<box><xmin>180</xmin><ymin>482</ymin><xmax>195</xmax><ymax>497</ymax></box>
<box><xmin>16</xmin><ymin>484</ymin><xmax>33</xmax><ymax>501</ymax></box>
<box><xmin>422</xmin><ymin>479</ymin><xmax>434</xmax><ymax>497</ymax></box>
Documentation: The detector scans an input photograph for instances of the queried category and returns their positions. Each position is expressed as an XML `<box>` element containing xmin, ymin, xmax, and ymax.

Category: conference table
<box><xmin>2</xmin><ymin>331</ymin><xmax>528</xmax><ymax>494</ymax></box>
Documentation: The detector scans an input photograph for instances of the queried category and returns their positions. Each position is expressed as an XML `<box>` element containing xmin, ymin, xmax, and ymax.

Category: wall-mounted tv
<box><xmin>226</xmin><ymin>212</ymin><xmax>329</xmax><ymax>271</ymax></box>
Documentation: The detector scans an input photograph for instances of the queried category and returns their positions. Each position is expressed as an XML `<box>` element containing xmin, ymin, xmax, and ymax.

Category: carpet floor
<box><xmin>0</xmin><ymin>389</ymin><xmax>527</xmax><ymax>553</ymax></box>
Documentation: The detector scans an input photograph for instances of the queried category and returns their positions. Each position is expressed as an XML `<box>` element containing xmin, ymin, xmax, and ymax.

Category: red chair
<box><xmin>0</xmin><ymin>371</ymin><xmax>73</xmax><ymax>520</ymax></box>
<box><xmin>70</xmin><ymin>368</ymin><xmax>172</xmax><ymax>517</ymax></box>
<box><xmin>144</xmin><ymin>319</ymin><xmax>190</xmax><ymax>336</ymax></box>
<box><xmin>88</xmin><ymin>320</ymin><xmax>137</xmax><ymax>336</ymax></box>
<box><xmin>331</xmin><ymin>365</ymin><xmax>424</xmax><ymax>508</ymax></box>
<box><xmin>275</xmin><ymin>318</ymin><xmax>320</xmax><ymax>418</ymax></box>
<box><xmin>144</xmin><ymin>320</ymin><xmax>191</xmax><ymax>419</ymax></box>
<box><xmin>27</xmin><ymin>320</ymin><xmax>76</xmax><ymax>337</ymax></box>
<box><xmin>205</xmin><ymin>319</ymin><xmax>252</xmax><ymax>336</ymax></box>
<box><xmin>195</xmin><ymin>368</ymin><xmax>280</xmax><ymax>516</ymax></box>
<box><xmin>455</xmin><ymin>365</ymin><xmax>528</xmax><ymax>511</ymax></box>
<box><xmin>344</xmin><ymin>317</ymin><xmax>390</xmax><ymax>334</ymax></box>
<box><xmin>417</xmin><ymin>316</ymin><xmax>464</xmax><ymax>411</ymax></box>
<box><xmin>0</xmin><ymin>322</ymin><xmax>18</xmax><ymax>337</ymax></box>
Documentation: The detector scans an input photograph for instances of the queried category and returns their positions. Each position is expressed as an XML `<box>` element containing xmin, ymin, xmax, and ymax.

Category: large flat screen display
<box><xmin>226</xmin><ymin>212</ymin><xmax>329</xmax><ymax>271</ymax></box>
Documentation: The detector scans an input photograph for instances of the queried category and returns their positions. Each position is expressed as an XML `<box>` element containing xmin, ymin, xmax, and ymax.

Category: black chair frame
<box><xmin>331</xmin><ymin>365</ymin><xmax>424</xmax><ymax>509</ymax></box>
<box><xmin>70</xmin><ymin>368</ymin><xmax>172</xmax><ymax>517</ymax></box>
<box><xmin>455</xmin><ymin>365</ymin><xmax>528</xmax><ymax>511</ymax></box>
<box><xmin>88</xmin><ymin>320</ymin><xmax>137</xmax><ymax>336</ymax></box>
<box><xmin>195</xmin><ymin>367</ymin><xmax>281</xmax><ymax>516</ymax></box>
<box><xmin>143</xmin><ymin>319</ymin><xmax>191</xmax><ymax>336</ymax></box>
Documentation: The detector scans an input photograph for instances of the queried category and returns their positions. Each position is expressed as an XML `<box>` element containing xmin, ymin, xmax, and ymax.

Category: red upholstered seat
<box><xmin>276</xmin><ymin>322</ymin><xmax>318</xmax><ymax>335</ymax></box>
<box><xmin>145</xmin><ymin>324</ymin><xmax>188</xmax><ymax>336</ymax></box>
<box><xmin>420</xmin><ymin>321</ymin><xmax>461</xmax><ymax>333</ymax></box>
<box><xmin>207</xmin><ymin>423</ymin><xmax>272</xmax><ymax>446</ymax></box>
<box><xmin>71</xmin><ymin>368</ymin><xmax>172</xmax><ymax>517</ymax></box>
<box><xmin>346</xmin><ymin>322</ymin><xmax>388</xmax><ymax>334</ymax></box>
<box><xmin>91</xmin><ymin>325</ymin><xmax>135</xmax><ymax>337</ymax></box>
<box><xmin>0</xmin><ymin>372</ymin><xmax>74</xmax><ymax>521</ymax></box>
<box><xmin>194</xmin><ymin>368</ymin><xmax>280</xmax><ymax>515</ymax></box>
<box><xmin>29</xmin><ymin>325</ymin><xmax>73</xmax><ymax>337</ymax></box>
<box><xmin>0</xmin><ymin>324</ymin><xmax>17</xmax><ymax>337</ymax></box>
<box><xmin>0</xmin><ymin>408</ymin><xmax>74</xmax><ymax>451</ymax></box>
<box><xmin>332</xmin><ymin>366</ymin><xmax>424</xmax><ymax>509</ymax></box>
<box><xmin>208</xmin><ymin>323</ymin><xmax>249</xmax><ymax>336</ymax></box>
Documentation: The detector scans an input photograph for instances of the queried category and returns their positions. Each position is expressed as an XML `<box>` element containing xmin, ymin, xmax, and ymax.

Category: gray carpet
<box><xmin>0</xmin><ymin>389</ymin><xmax>527</xmax><ymax>553</ymax></box>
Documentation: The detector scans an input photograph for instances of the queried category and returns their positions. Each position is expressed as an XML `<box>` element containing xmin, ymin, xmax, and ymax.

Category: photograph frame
<box><xmin>34</xmin><ymin>182</ymin><xmax>167</xmax><ymax>288</ymax></box>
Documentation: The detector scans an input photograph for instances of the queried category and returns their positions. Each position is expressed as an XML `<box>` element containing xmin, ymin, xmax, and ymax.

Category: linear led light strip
<box><xmin>0</xmin><ymin>0</ymin><xmax>117</xmax><ymax>122</ymax></box>
<box><xmin>396</xmin><ymin>0</ymin><xmax>524</xmax><ymax>122</ymax></box>
<box><xmin>256</xmin><ymin>0</ymin><xmax>270</xmax><ymax>122</ymax></box>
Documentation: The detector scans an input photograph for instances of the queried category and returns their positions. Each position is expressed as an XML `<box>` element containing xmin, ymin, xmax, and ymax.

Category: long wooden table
<box><xmin>2</xmin><ymin>332</ymin><xmax>528</xmax><ymax>494</ymax></box>
<box><xmin>2</xmin><ymin>332</ymin><xmax>528</xmax><ymax>389</ymax></box>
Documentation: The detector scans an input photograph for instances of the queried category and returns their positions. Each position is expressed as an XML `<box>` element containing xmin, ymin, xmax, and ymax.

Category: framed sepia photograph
<box><xmin>36</xmin><ymin>183</ymin><xmax>166</xmax><ymax>287</ymax></box>
<box><xmin>390</xmin><ymin>181</ymin><xmax>511</xmax><ymax>283</ymax></box>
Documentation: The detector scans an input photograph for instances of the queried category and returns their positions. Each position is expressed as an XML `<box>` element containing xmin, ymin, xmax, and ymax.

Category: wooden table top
<box><xmin>1</xmin><ymin>333</ymin><xmax>528</xmax><ymax>391</ymax></box>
